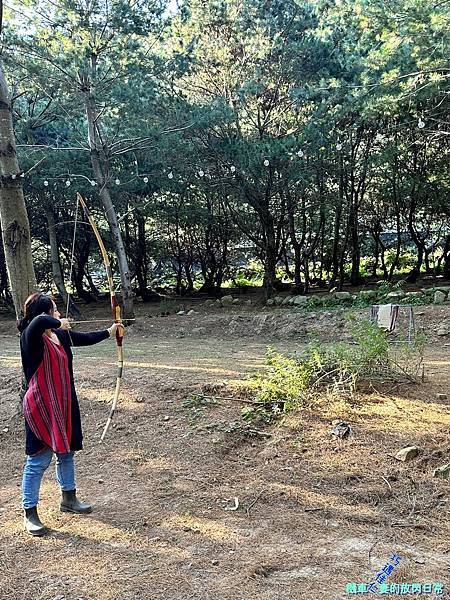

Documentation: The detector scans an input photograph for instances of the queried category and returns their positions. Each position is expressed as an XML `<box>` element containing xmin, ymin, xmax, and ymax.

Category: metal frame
<box><xmin>370</xmin><ymin>304</ymin><xmax>415</xmax><ymax>345</ymax></box>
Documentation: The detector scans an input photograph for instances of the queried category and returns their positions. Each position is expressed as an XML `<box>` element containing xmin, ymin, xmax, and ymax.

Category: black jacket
<box><xmin>20</xmin><ymin>315</ymin><xmax>109</xmax><ymax>455</ymax></box>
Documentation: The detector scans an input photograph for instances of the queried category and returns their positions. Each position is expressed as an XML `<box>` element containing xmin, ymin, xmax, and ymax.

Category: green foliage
<box><xmin>244</xmin><ymin>317</ymin><xmax>425</xmax><ymax>424</ymax></box>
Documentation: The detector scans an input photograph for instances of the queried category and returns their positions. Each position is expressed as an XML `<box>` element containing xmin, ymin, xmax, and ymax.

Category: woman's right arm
<box><xmin>23</xmin><ymin>314</ymin><xmax>61</xmax><ymax>347</ymax></box>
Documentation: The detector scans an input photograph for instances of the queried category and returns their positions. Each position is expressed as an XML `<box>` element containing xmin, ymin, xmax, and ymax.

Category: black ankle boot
<box><xmin>60</xmin><ymin>489</ymin><xmax>92</xmax><ymax>514</ymax></box>
<box><xmin>24</xmin><ymin>506</ymin><xmax>47</xmax><ymax>536</ymax></box>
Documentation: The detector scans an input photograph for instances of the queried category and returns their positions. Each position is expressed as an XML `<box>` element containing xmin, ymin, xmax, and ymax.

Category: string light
<box><xmin>65</xmin><ymin>180</ymin><xmax>71</xmax><ymax>187</ymax></box>
<box><xmin>198</xmin><ymin>169</ymin><xmax>204</xmax><ymax>177</ymax></box>
<box><xmin>230</xmin><ymin>165</ymin><xmax>236</xmax><ymax>172</ymax></box>
<box><xmin>44</xmin><ymin>180</ymin><xmax>49</xmax><ymax>186</ymax></box>
<box><xmin>336</xmin><ymin>143</ymin><xmax>342</xmax><ymax>151</ymax></box>
<box><xmin>143</xmin><ymin>176</ymin><xmax>149</xmax><ymax>183</ymax></box>
<box><xmin>263</xmin><ymin>159</ymin><xmax>270</xmax><ymax>166</ymax></box>
<box><xmin>418</xmin><ymin>118</ymin><xmax>425</xmax><ymax>129</ymax></box>
<box><xmin>168</xmin><ymin>172</ymin><xmax>174</xmax><ymax>179</ymax></box>
<box><xmin>90</xmin><ymin>180</ymin><xmax>96</xmax><ymax>186</ymax></box>
<box><xmin>20</xmin><ymin>173</ymin><xmax>25</xmax><ymax>178</ymax></box>
<box><xmin>297</xmin><ymin>150</ymin><xmax>304</xmax><ymax>158</ymax></box>
<box><xmin>11</xmin><ymin>174</ymin><xmax>16</xmax><ymax>179</ymax></box>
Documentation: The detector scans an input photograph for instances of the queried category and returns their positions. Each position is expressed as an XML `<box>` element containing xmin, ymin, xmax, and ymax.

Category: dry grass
<box><xmin>0</xmin><ymin>303</ymin><xmax>449</xmax><ymax>599</ymax></box>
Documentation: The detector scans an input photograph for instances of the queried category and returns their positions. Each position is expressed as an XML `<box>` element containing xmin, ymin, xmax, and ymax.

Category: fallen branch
<box><xmin>246</xmin><ymin>489</ymin><xmax>265</xmax><ymax>516</ymax></box>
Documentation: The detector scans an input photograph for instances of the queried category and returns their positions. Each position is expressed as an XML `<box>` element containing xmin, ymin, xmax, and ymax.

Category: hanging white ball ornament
<box><xmin>115</xmin><ymin>179</ymin><xmax>120</xmax><ymax>185</ymax></box>
<box><xmin>198</xmin><ymin>170</ymin><xmax>204</xmax><ymax>177</ymax></box>
<box><xmin>65</xmin><ymin>180</ymin><xmax>71</xmax><ymax>187</ymax></box>
<box><xmin>44</xmin><ymin>180</ymin><xmax>49</xmax><ymax>187</ymax></box>
<box><xmin>168</xmin><ymin>172</ymin><xmax>174</xmax><ymax>179</ymax></box>
<box><xmin>263</xmin><ymin>159</ymin><xmax>270</xmax><ymax>166</ymax></box>
<box><xmin>297</xmin><ymin>150</ymin><xmax>304</xmax><ymax>158</ymax></box>
<box><xmin>90</xmin><ymin>180</ymin><xmax>96</xmax><ymax>186</ymax></box>
<box><xmin>230</xmin><ymin>165</ymin><xmax>236</xmax><ymax>173</ymax></box>
<box><xmin>143</xmin><ymin>176</ymin><xmax>149</xmax><ymax>183</ymax></box>
<box><xmin>336</xmin><ymin>143</ymin><xmax>343</xmax><ymax>151</ymax></box>
<box><xmin>418</xmin><ymin>118</ymin><xmax>425</xmax><ymax>129</ymax></box>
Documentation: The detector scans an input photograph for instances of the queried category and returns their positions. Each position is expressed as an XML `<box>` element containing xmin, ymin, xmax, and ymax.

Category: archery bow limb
<box><xmin>76</xmin><ymin>192</ymin><xmax>125</xmax><ymax>441</ymax></box>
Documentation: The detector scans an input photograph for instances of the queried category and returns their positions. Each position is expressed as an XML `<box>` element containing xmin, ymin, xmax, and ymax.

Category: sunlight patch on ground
<box><xmin>0</xmin><ymin>356</ymin><xmax>21</xmax><ymax>366</ymax></box>
<box><xmin>163</xmin><ymin>513</ymin><xmax>241</xmax><ymax>543</ymax></box>
<box><xmin>122</xmin><ymin>360</ymin><xmax>240</xmax><ymax>376</ymax></box>
<box><xmin>269</xmin><ymin>484</ymin><xmax>379</xmax><ymax>519</ymax></box>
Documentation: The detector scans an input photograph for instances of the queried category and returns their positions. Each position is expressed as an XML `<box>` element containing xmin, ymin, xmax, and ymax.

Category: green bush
<box><xmin>244</xmin><ymin>318</ymin><xmax>425</xmax><ymax>424</ymax></box>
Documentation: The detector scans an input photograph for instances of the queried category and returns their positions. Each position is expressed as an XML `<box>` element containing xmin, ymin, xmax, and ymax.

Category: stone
<box><xmin>437</xmin><ymin>324</ymin><xmax>450</xmax><ymax>336</ymax></box>
<box><xmin>192</xmin><ymin>327</ymin><xmax>207</xmax><ymax>335</ymax></box>
<box><xmin>359</xmin><ymin>290</ymin><xmax>377</xmax><ymax>299</ymax></box>
<box><xmin>214</xmin><ymin>299</ymin><xmax>223</xmax><ymax>307</ymax></box>
<box><xmin>282</xmin><ymin>296</ymin><xmax>292</xmax><ymax>305</ymax></box>
<box><xmin>244</xmin><ymin>300</ymin><xmax>253</xmax><ymax>305</ymax></box>
<box><xmin>273</xmin><ymin>295</ymin><xmax>284</xmax><ymax>305</ymax></box>
<box><xmin>434</xmin><ymin>291</ymin><xmax>446</xmax><ymax>305</ymax></box>
<box><xmin>433</xmin><ymin>464</ymin><xmax>450</xmax><ymax>479</ymax></box>
<box><xmin>232</xmin><ymin>298</ymin><xmax>242</xmax><ymax>305</ymax></box>
<box><xmin>163</xmin><ymin>415</ymin><xmax>170</xmax><ymax>421</ymax></box>
<box><xmin>334</xmin><ymin>291</ymin><xmax>352</xmax><ymax>300</ymax></box>
<box><xmin>221</xmin><ymin>295</ymin><xmax>234</xmax><ymax>306</ymax></box>
<box><xmin>395</xmin><ymin>446</ymin><xmax>421</xmax><ymax>462</ymax></box>
<box><xmin>187</xmin><ymin>309</ymin><xmax>196</xmax><ymax>316</ymax></box>
<box><xmin>204</xmin><ymin>299</ymin><xmax>215</xmax><ymax>307</ymax></box>
<box><xmin>266</xmin><ymin>298</ymin><xmax>275</xmax><ymax>306</ymax></box>
<box><xmin>308</xmin><ymin>295</ymin><xmax>321</xmax><ymax>304</ymax></box>
<box><xmin>436</xmin><ymin>393</ymin><xmax>448</xmax><ymax>400</ymax></box>
<box><xmin>176</xmin><ymin>310</ymin><xmax>185</xmax><ymax>316</ymax></box>
<box><xmin>292</xmin><ymin>295</ymin><xmax>308</xmax><ymax>306</ymax></box>
<box><xmin>386</xmin><ymin>291</ymin><xmax>404</xmax><ymax>300</ymax></box>
<box><xmin>406</xmin><ymin>291</ymin><xmax>423</xmax><ymax>297</ymax></box>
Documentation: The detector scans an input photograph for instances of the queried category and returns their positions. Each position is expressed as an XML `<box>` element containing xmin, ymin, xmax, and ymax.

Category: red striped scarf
<box><xmin>23</xmin><ymin>334</ymin><xmax>72</xmax><ymax>453</ymax></box>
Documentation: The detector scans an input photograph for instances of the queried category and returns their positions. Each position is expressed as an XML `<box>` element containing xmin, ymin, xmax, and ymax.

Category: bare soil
<box><xmin>0</xmin><ymin>301</ymin><xmax>449</xmax><ymax>600</ymax></box>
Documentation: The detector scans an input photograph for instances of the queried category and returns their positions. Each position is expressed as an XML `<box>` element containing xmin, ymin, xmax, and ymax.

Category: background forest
<box><xmin>1</xmin><ymin>0</ymin><xmax>449</xmax><ymax>317</ymax></box>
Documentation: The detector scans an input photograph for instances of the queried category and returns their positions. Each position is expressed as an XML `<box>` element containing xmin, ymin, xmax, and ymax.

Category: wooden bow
<box><xmin>76</xmin><ymin>192</ymin><xmax>125</xmax><ymax>441</ymax></box>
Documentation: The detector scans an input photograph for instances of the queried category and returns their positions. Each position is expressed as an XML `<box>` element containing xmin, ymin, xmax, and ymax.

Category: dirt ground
<box><xmin>0</xmin><ymin>301</ymin><xmax>449</xmax><ymax>600</ymax></box>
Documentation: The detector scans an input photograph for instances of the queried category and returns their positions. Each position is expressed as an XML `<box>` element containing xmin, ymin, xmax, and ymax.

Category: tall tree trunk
<box><xmin>0</xmin><ymin>62</ymin><xmax>37</xmax><ymax>315</ymax></box>
<box><xmin>83</xmin><ymin>86</ymin><xmax>134</xmax><ymax>318</ymax></box>
<box><xmin>45</xmin><ymin>205</ymin><xmax>80</xmax><ymax>316</ymax></box>
<box><xmin>330</xmin><ymin>158</ymin><xmax>343</xmax><ymax>286</ymax></box>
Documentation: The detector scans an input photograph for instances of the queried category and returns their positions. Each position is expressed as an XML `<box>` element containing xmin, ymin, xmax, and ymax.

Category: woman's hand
<box><xmin>59</xmin><ymin>318</ymin><xmax>72</xmax><ymax>330</ymax></box>
<box><xmin>107</xmin><ymin>322</ymin><xmax>122</xmax><ymax>338</ymax></box>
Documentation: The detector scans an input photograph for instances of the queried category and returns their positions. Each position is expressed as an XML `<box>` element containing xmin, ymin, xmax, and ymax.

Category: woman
<box><xmin>18</xmin><ymin>292</ymin><xmax>120</xmax><ymax>536</ymax></box>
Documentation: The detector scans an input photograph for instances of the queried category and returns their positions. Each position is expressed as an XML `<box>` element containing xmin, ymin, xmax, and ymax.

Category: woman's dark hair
<box><xmin>17</xmin><ymin>293</ymin><xmax>54</xmax><ymax>333</ymax></box>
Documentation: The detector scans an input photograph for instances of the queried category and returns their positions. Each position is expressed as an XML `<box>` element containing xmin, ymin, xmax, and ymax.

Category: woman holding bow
<box><xmin>18</xmin><ymin>292</ymin><xmax>120</xmax><ymax>536</ymax></box>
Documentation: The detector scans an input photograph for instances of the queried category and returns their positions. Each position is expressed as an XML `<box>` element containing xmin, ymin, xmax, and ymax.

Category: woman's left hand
<box><xmin>107</xmin><ymin>322</ymin><xmax>122</xmax><ymax>338</ymax></box>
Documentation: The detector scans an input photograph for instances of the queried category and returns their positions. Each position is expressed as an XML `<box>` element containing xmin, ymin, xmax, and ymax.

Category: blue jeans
<box><xmin>22</xmin><ymin>448</ymin><xmax>76</xmax><ymax>509</ymax></box>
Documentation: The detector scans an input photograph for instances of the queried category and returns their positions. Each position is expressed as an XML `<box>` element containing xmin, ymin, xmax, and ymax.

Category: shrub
<box><xmin>244</xmin><ymin>318</ymin><xmax>425</xmax><ymax>424</ymax></box>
